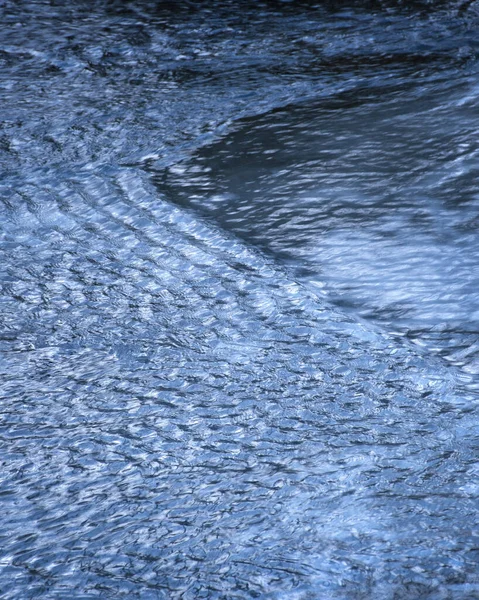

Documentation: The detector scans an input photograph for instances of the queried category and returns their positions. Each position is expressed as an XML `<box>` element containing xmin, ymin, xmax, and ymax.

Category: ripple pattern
<box><xmin>1</xmin><ymin>1</ymin><xmax>479</xmax><ymax>598</ymax></box>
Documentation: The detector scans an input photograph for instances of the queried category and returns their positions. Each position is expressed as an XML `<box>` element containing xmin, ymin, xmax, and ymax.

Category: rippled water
<box><xmin>1</xmin><ymin>1</ymin><xmax>479</xmax><ymax>598</ymax></box>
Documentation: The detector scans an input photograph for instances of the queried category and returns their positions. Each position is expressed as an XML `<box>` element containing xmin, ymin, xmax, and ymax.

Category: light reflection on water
<box><xmin>1</xmin><ymin>1</ymin><xmax>479</xmax><ymax>598</ymax></box>
<box><xmin>159</xmin><ymin>83</ymin><xmax>479</xmax><ymax>376</ymax></box>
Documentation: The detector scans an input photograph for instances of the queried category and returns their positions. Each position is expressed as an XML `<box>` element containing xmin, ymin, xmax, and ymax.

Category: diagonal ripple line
<box><xmin>1</xmin><ymin>165</ymin><xmax>478</xmax><ymax>599</ymax></box>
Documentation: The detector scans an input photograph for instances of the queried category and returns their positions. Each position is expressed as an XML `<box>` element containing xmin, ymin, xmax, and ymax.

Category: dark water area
<box><xmin>1</xmin><ymin>1</ymin><xmax>479</xmax><ymax>598</ymax></box>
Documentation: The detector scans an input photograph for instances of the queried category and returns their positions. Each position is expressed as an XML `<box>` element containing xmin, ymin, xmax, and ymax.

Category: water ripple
<box><xmin>1</xmin><ymin>1</ymin><xmax>479</xmax><ymax>598</ymax></box>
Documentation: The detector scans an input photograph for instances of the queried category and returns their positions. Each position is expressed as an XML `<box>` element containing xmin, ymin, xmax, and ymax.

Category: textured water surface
<box><xmin>1</xmin><ymin>1</ymin><xmax>479</xmax><ymax>599</ymax></box>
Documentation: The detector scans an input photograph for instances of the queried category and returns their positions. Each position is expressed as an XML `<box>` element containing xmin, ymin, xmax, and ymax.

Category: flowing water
<box><xmin>1</xmin><ymin>1</ymin><xmax>479</xmax><ymax>598</ymax></box>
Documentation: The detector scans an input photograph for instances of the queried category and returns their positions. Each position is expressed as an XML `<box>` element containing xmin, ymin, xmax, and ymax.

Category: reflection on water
<box><xmin>1</xmin><ymin>1</ymin><xmax>479</xmax><ymax>598</ymax></box>
<box><xmin>159</xmin><ymin>84</ymin><xmax>479</xmax><ymax>375</ymax></box>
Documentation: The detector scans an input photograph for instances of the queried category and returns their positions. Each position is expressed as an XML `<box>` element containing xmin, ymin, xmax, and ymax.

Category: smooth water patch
<box><xmin>157</xmin><ymin>80</ymin><xmax>479</xmax><ymax>375</ymax></box>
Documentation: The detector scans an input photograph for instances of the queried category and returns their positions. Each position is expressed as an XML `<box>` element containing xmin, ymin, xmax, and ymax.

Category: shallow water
<box><xmin>1</xmin><ymin>1</ymin><xmax>479</xmax><ymax>598</ymax></box>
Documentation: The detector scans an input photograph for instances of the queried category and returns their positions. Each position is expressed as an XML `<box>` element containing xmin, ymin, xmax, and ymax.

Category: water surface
<box><xmin>1</xmin><ymin>1</ymin><xmax>479</xmax><ymax>598</ymax></box>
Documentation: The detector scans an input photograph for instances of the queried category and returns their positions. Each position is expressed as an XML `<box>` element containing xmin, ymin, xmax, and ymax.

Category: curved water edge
<box><xmin>1</xmin><ymin>1</ymin><xmax>479</xmax><ymax>598</ymax></box>
<box><xmin>156</xmin><ymin>72</ymin><xmax>479</xmax><ymax>377</ymax></box>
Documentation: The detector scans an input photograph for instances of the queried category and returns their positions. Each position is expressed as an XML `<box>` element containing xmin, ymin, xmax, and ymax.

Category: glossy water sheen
<box><xmin>1</xmin><ymin>2</ymin><xmax>479</xmax><ymax>598</ymax></box>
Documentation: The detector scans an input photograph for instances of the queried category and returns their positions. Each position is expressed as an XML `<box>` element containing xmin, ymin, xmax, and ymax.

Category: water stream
<box><xmin>1</xmin><ymin>1</ymin><xmax>479</xmax><ymax>598</ymax></box>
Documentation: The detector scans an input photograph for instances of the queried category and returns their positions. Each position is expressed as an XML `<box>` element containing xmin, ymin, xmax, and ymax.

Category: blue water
<box><xmin>1</xmin><ymin>1</ymin><xmax>479</xmax><ymax>598</ymax></box>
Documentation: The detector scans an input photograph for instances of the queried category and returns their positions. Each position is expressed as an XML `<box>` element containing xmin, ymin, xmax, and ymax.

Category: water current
<box><xmin>1</xmin><ymin>1</ymin><xmax>479</xmax><ymax>598</ymax></box>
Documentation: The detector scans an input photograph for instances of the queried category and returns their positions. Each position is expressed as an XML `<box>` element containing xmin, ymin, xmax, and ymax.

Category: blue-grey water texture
<box><xmin>1</xmin><ymin>1</ymin><xmax>479</xmax><ymax>598</ymax></box>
